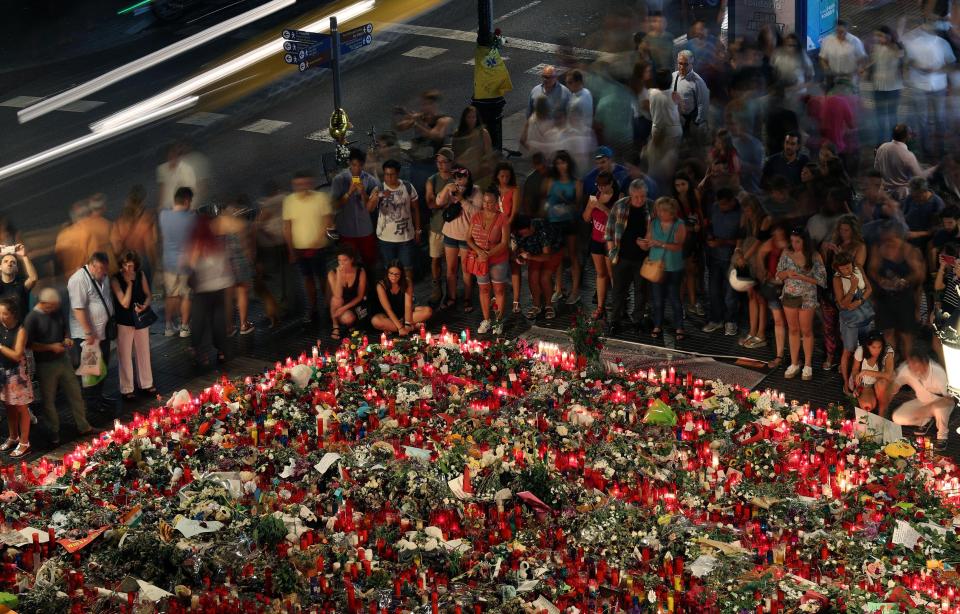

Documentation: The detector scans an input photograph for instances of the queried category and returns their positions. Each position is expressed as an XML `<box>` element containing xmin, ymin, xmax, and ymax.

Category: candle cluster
<box><xmin>0</xmin><ymin>330</ymin><xmax>959</xmax><ymax>614</ymax></box>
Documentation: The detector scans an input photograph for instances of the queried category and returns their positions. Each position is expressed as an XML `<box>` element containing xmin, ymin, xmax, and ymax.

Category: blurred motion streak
<box><xmin>0</xmin><ymin>97</ymin><xmax>199</xmax><ymax>182</ymax></box>
<box><xmin>18</xmin><ymin>0</ymin><xmax>296</xmax><ymax>124</ymax></box>
<box><xmin>89</xmin><ymin>0</ymin><xmax>377</xmax><ymax>134</ymax></box>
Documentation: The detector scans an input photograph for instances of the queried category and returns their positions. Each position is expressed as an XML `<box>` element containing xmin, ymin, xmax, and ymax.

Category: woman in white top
<box><xmin>642</xmin><ymin>69</ymin><xmax>682</xmax><ymax>184</ymax></box>
<box><xmin>868</xmin><ymin>26</ymin><xmax>904</xmax><ymax>146</ymax></box>
<box><xmin>520</xmin><ymin>96</ymin><xmax>559</xmax><ymax>159</ymax></box>
<box><xmin>851</xmin><ymin>331</ymin><xmax>895</xmax><ymax>414</ymax></box>
<box><xmin>436</xmin><ymin>166</ymin><xmax>483</xmax><ymax>311</ymax></box>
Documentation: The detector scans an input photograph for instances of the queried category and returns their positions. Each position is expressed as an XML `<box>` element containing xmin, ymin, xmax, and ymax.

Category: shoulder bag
<box><xmin>84</xmin><ymin>267</ymin><xmax>118</xmax><ymax>341</ymax></box>
<box><xmin>640</xmin><ymin>220</ymin><xmax>678</xmax><ymax>284</ymax></box>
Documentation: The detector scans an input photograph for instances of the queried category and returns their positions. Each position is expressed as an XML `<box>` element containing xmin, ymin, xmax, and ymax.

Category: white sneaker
<box><xmin>724</xmin><ymin>323</ymin><xmax>738</xmax><ymax>336</ymax></box>
<box><xmin>477</xmin><ymin>319</ymin><xmax>492</xmax><ymax>334</ymax></box>
<box><xmin>179</xmin><ymin>324</ymin><xmax>192</xmax><ymax>338</ymax></box>
<box><xmin>702</xmin><ymin>322</ymin><xmax>722</xmax><ymax>333</ymax></box>
<box><xmin>801</xmin><ymin>366</ymin><xmax>813</xmax><ymax>381</ymax></box>
<box><xmin>164</xmin><ymin>324</ymin><xmax>176</xmax><ymax>337</ymax></box>
<box><xmin>550</xmin><ymin>290</ymin><xmax>564</xmax><ymax>303</ymax></box>
<box><xmin>565</xmin><ymin>293</ymin><xmax>581</xmax><ymax>305</ymax></box>
<box><xmin>784</xmin><ymin>364</ymin><xmax>801</xmax><ymax>379</ymax></box>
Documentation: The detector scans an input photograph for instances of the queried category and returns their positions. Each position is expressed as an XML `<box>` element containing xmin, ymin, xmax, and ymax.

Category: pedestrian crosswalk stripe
<box><xmin>1</xmin><ymin>96</ymin><xmax>105</xmax><ymax>112</ymax></box>
<box><xmin>402</xmin><ymin>46</ymin><xmax>448</xmax><ymax>59</ymax></box>
<box><xmin>527</xmin><ymin>62</ymin><xmax>561</xmax><ymax>75</ymax></box>
<box><xmin>387</xmin><ymin>23</ymin><xmax>600</xmax><ymax>60</ymax></box>
<box><xmin>239</xmin><ymin>119</ymin><xmax>291</xmax><ymax>134</ymax></box>
<box><xmin>58</xmin><ymin>99</ymin><xmax>106</xmax><ymax>113</ymax></box>
<box><xmin>177</xmin><ymin>112</ymin><xmax>228</xmax><ymax>127</ymax></box>
<box><xmin>0</xmin><ymin>96</ymin><xmax>43</xmax><ymax>109</ymax></box>
<box><xmin>306</xmin><ymin>128</ymin><xmax>354</xmax><ymax>142</ymax></box>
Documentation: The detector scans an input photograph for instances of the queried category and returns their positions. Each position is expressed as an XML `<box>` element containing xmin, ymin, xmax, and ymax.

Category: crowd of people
<box><xmin>5</xmin><ymin>6</ymin><xmax>960</xmax><ymax>456</ymax></box>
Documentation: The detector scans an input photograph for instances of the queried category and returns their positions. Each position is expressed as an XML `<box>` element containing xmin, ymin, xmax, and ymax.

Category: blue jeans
<box><xmin>707</xmin><ymin>258</ymin><xmax>739</xmax><ymax>325</ymax></box>
<box><xmin>909</xmin><ymin>87</ymin><xmax>947</xmax><ymax>158</ymax></box>
<box><xmin>873</xmin><ymin>89</ymin><xmax>900</xmax><ymax>146</ymax></box>
<box><xmin>651</xmin><ymin>270</ymin><xmax>684</xmax><ymax>329</ymax></box>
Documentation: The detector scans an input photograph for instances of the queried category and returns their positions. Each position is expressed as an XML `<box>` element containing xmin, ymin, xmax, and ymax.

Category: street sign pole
<box><xmin>472</xmin><ymin>0</ymin><xmax>506</xmax><ymax>151</ymax></box>
<box><xmin>330</xmin><ymin>16</ymin><xmax>343</xmax><ymax>112</ymax></box>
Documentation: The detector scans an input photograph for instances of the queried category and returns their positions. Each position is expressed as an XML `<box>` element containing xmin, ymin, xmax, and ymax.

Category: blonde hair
<box><xmin>653</xmin><ymin>196</ymin><xmax>679</xmax><ymax>218</ymax></box>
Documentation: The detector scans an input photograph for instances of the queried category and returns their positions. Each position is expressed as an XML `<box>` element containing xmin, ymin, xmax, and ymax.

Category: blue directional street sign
<box><xmin>340</xmin><ymin>23</ymin><xmax>373</xmax><ymax>44</ymax></box>
<box><xmin>281</xmin><ymin>28</ymin><xmax>328</xmax><ymax>44</ymax></box>
<box><xmin>283</xmin><ymin>23</ymin><xmax>374</xmax><ymax>71</ymax></box>
<box><xmin>339</xmin><ymin>33</ymin><xmax>372</xmax><ymax>53</ymax></box>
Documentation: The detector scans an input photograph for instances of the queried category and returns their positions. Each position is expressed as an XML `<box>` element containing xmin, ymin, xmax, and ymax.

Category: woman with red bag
<box><xmin>466</xmin><ymin>186</ymin><xmax>510</xmax><ymax>335</ymax></box>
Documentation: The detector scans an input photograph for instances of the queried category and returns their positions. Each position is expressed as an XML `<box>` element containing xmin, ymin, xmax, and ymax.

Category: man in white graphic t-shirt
<box><xmin>369</xmin><ymin>159</ymin><xmax>421</xmax><ymax>285</ymax></box>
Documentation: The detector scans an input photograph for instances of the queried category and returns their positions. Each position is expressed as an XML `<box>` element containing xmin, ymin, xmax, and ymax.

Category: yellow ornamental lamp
<box><xmin>329</xmin><ymin>108</ymin><xmax>350</xmax><ymax>142</ymax></box>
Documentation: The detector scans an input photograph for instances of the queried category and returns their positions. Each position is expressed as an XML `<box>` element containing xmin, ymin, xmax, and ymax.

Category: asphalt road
<box><xmin>0</xmin><ymin>0</ymin><xmax>613</xmax><ymax>234</ymax></box>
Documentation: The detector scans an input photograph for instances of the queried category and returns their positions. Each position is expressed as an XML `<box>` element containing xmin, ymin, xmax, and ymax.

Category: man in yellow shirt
<box><xmin>282</xmin><ymin>170</ymin><xmax>335</xmax><ymax>324</ymax></box>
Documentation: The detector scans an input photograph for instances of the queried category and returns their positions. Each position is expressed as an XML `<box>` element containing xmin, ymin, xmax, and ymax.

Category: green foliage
<box><xmin>252</xmin><ymin>514</ymin><xmax>287</xmax><ymax>549</ymax></box>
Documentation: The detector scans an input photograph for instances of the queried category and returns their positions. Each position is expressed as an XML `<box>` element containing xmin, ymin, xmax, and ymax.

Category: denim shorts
<box><xmin>475</xmin><ymin>260</ymin><xmax>509</xmax><ymax>285</ymax></box>
<box><xmin>443</xmin><ymin>235</ymin><xmax>469</xmax><ymax>250</ymax></box>
<box><xmin>378</xmin><ymin>239</ymin><xmax>416</xmax><ymax>269</ymax></box>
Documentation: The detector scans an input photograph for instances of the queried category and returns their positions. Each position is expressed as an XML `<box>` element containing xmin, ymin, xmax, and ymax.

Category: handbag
<box><xmin>640</xmin><ymin>257</ymin><xmax>665</xmax><ymax>283</ymax></box>
<box><xmin>84</xmin><ymin>266</ymin><xmax>118</xmax><ymax>341</ymax></box>
<box><xmin>442</xmin><ymin>201</ymin><xmax>463</xmax><ymax>223</ymax></box>
<box><xmin>135</xmin><ymin>307</ymin><xmax>159</xmax><ymax>330</ymax></box>
<box><xmin>465</xmin><ymin>250</ymin><xmax>489</xmax><ymax>277</ymax></box>
<box><xmin>640</xmin><ymin>219</ymin><xmax>678</xmax><ymax>283</ymax></box>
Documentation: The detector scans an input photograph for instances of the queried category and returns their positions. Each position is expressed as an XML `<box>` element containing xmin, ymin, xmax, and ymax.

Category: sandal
<box><xmin>122</xmin><ymin>392</ymin><xmax>137</xmax><ymax>402</ymax></box>
<box><xmin>239</xmin><ymin>322</ymin><xmax>256</xmax><ymax>335</ymax></box>
<box><xmin>651</xmin><ymin>328</ymin><xmax>662</xmax><ymax>339</ymax></box>
<box><xmin>512</xmin><ymin>301</ymin><xmax>521</xmax><ymax>314</ymax></box>
<box><xmin>331</xmin><ymin>327</ymin><xmax>341</xmax><ymax>341</ymax></box>
<box><xmin>767</xmin><ymin>356</ymin><xmax>784</xmax><ymax>370</ymax></box>
<box><xmin>0</xmin><ymin>438</ymin><xmax>17</xmax><ymax>452</ymax></box>
<box><xmin>544</xmin><ymin>306</ymin><xmax>556</xmax><ymax>320</ymax></box>
<box><xmin>525</xmin><ymin>306</ymin><xmax>542</xmax><ymax>319</ymax></box>
<box><xmin>442</xmin><ymin>298</ymin><xmax>457</xmax><ymax>310</ymax></box>
<box><xmin>10</xmin><ymin>442</ymin><xmax>30</xmax><ymax>459</ymax></box>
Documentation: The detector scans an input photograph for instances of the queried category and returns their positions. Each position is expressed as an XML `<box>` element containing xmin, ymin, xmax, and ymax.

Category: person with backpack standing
<box><xmin>369</xmin><ymin>160</ymin><xmax>422</xmax><ymax>287</ymax></box>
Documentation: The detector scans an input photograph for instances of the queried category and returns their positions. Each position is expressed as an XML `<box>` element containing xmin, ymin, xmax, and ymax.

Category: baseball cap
<box><xmin>594</xmin><ymin>146</ymin><xmax>614</xmax><ymax>159</ymax></box>
<box><xmin>436</xmin><ymin>147</ymin><xmax>454</xmax><ymax>161</ymax></box>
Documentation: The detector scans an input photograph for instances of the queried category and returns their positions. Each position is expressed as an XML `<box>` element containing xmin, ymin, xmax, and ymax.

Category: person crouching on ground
<box><xmin>372</xmin><ymin>261</ymin><xmax>432</xmax><ymax>336</ymax></box>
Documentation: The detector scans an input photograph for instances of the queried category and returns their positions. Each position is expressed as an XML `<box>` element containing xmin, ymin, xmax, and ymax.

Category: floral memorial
<box><xmin>0</xmin><ymin>325</ymin><xmax>959</xmax><ymax>613</ymax></box>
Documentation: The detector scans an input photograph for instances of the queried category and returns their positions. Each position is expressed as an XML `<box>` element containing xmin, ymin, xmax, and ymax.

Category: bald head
<box><xmin>541</xmin><ymin>65</ymin><xmax>559</xmax><ymax>92</ymax></box>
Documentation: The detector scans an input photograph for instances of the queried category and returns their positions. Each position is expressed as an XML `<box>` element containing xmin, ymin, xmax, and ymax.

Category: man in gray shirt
<box><xmin>527</xmin><ymin>65</ymin><xmax>571</xmax><ymax>120</ymax></box>
<box><xmin>671</xmin><ymin>50</ymin><xmax>710</xmax><ymax>139</ymax></box>
<box><xmin>67</xmin><ymin>252</ymin><xmax>115</xmax><ymax>412</ymax></box>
